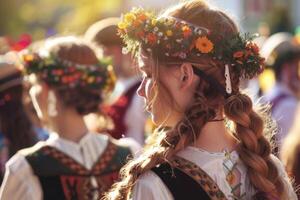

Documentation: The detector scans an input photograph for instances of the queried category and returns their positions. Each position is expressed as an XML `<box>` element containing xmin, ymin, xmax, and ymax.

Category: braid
<box><xmin>104</xmin><ymin>80</ymin><xmax>216</xmax><ymax>200</ymax></box>
<box><xmin>224</xmin><ymin>93</ymin><xmax>284</xmax><ymax>199</ymax></box>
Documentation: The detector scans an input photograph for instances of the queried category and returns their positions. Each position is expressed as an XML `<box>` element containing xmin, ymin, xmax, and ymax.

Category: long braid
<box><xmin>224</xmin><ymin>93</ymin><xmax>284</xmax><ymax>199</ymax></box>
<box><xmin>104</xmin><ymin>78</ymin><xmax>218</xmax><ymax>200</ymax></box>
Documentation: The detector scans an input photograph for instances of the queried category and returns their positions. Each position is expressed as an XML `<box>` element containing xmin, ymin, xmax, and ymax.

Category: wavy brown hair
<box><xmin>0</xmin><ymin>82</ymin><xmax>37</xmax><ymax>156</ymax></box>
<box><xmin>32</xmin><ymin>37</ymin><xmax>104</xmax><ymax>115</ymax></box>
<box><xmin>104</xmin><ymin>1</ymin><xmax>286</xmax><ymax>199</ymax></box>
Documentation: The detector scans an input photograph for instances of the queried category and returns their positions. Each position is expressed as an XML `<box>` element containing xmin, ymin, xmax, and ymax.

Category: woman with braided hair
<box><xmin>0</xmin><ymin>36</ymin><xmax>140</xmax><ymax>200</ymax></box>
<box><xmin>105</xmin><ymin>1</ymin><xmax>297</xmax><ymax>200</ymax></box>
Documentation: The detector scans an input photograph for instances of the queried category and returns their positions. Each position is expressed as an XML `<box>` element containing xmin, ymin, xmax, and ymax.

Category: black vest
<box><xmin>151</xmin><ymin>156</ymin><xmax>227</xmax><ymax>200</ymax></box>
<box><xmin>24</xmin><ymin>140</ymin><xmax>131</xmax><ymax>200</ymax></box>
<box><xmin>152</xmin><ymin>163</ymin><xmax>211</xmax><ymax>200</ymax></box>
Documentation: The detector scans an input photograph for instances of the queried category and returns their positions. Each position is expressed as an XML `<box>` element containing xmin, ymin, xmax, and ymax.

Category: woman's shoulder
<box><xmin>132</xmin><ymin>170</ymin><xmax>173</xmax><ymax>200</ymax></box>
<box><xmin>5</xmin><ymin>150</ymin><xmax>35</xmax><ymax>177</ymax></box>
<box><xmin>6</xmin><ymin>142</ymin><xmax>46</xmax><ymax>172</ymax></box>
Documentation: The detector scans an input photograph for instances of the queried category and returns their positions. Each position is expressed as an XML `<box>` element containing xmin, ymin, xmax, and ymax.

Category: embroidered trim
<box><xmin>42</xmin><ymin>141</ymin><xmax>118</xmax><ymax>175</ymax></box>
<box><xmin>172</xmin><ymin>156</ymin><xmax>228</xmax><ymax>200</ymax></box>
<box><xmin>223</xmin><ymin>151</ymin><xmax>246</xmax><ymax>199</ymax></box>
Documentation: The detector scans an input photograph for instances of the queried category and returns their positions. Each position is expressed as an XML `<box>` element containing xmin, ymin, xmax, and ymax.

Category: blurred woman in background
<box><xmin>281</xmin><ymin>105</ymin><xmax>300</xmax><ymax>198</ymax></box>
<box><xmin>0</xmin><ymin>55</ymin><xmax>37</xmax><ymax>183</ymax></box>
<box><xmin>0</xmin><ymin>37</ymin><xmax>140</xmax><ymax>200</ymax></box>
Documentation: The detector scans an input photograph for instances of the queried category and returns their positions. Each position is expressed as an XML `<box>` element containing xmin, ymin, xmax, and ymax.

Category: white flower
<box><xmin>122</xmin><ymin>47</ymin><xmax>129</xmax><ymax>54</ymax></box>
<box><xmin>179</xmin><ymin>52</ymin><xmax>187</xmax><ymax>59</ymax></box>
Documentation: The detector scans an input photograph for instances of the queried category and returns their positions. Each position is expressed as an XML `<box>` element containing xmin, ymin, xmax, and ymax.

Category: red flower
<box><xmin>182</xmin><ymin>25</ymin><xmax>192</xmax><ymax>38</ymax></box>
<box><xmin>62</xmin><ymin>77</ymin><xmax>68</xmax><ymax>83</ymax></box>
<box><xmin>4</xmin><ymin>94</ymin><xmax>11</xmax><ymax>101</ymax></box>
<box><xmin>244</xmin><ymin>50</ymin><xmax>253</xmax><ymax>59</ymax></box>
<box><xmin>246</xmin><ymin>42</ymin><xmax>259</xmax><ymax>54</ymax></box>
<box><xmin>146</xmin><ymin>33</ymin><xmax>157</xmax><ymax>45</ymax></box>
<box><xmin>136</xmin><ymin>31</ymin><xmax>145</xmax><ymax>38</ymax></box>
<box><xmin>233</xmin><ymin>51</ymin><xmax>244</xmax><ymax>58</ymax></box>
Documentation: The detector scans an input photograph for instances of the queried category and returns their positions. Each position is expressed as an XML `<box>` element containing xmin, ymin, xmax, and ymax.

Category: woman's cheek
<box><xmin>144</xmin><ymin>79</ymin><xmax>153</xmax><ymax>99</ymax></box>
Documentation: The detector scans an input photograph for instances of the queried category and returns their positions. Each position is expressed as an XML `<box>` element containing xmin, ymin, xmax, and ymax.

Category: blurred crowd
<box><xmin>0</xmin><ymin>3</ymin><xmax>300</xmax><ymax>199</ymax></box>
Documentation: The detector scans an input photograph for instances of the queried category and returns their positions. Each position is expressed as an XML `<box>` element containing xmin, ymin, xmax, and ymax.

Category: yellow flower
<box><xmin>124</xmin><ymin>13</ymin><xmax>136</xmax><ymax>24</ymax></box>
<box><xmin>151</xmin><ymin>19</ymin><xmax>157</xmax><ymax>26</ymax></box>
<box><xmin>195</xmin><ymin>36</ymin><xmax>214</xmax><ymax>53</ymax></box>
<box><xmin>166</xmin><ymin>30</ymin><xmax>173</xmax><ymax>37</ymax></box>
<box><xmin>118</xmin><ymin>21</ymin><xmax>127</xmax><ymax>29</ymax></box>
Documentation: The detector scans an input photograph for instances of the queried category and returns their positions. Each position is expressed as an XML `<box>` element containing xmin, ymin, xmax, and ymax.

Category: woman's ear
<box><xmin>179</xmin><ymin>63</ymin><xmax>194</xmax><ymax>89</ymax></box>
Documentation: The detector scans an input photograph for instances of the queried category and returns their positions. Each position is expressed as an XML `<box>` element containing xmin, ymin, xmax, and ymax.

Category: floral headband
<box><xmin>118</xmin><ymin>8</ymin><xmax>265</xmax><ymax>94</ymax></box>
<box><xmin>22</xmin><ymin>52</ymin><xmax>116</xmax><ymax>93</ymax></box>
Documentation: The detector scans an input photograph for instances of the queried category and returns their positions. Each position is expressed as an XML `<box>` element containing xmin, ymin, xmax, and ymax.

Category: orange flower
<box><xmin>195</xmin><ymin>36</ymin><xmax>214</xmax><ymax>53</ymax></box>
<box><xmin>146</xmin><ymin>33</ymin><xmax>157</xmax><ymax>45</ymax></box>
<box><xmin>233</xmin><ymin>51</ymin><xmax>244</xmax><ymax>58</ymax></box>
<box><xmin>133</xmin><ymin>20</ymin><xmax>141</xmax><ymax>27</ymax></box>
<box><xmin>182</xmin><ymin>25</ymin><xmax>192</xmax><ymax>38</ymax></box>
<box><xmin>23</xmin><ymin>54</ymin><xmax>34</xmax><ymax>62</ymax></box>
<box><xmin>138</xmin><ymin>13</ymin><xmax>147</xmax><ymax>21</ymax></box>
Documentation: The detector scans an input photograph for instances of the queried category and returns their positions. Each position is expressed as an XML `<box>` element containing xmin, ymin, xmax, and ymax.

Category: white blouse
<box><xmin>132</xmin><ymin>146</ymin><xmax>297</xmax><ymax>200</ymax></box>
<box><xmin>0</xmin><ymin>132</ymin><xmax>141</xmax><ymax>200</ymax></box>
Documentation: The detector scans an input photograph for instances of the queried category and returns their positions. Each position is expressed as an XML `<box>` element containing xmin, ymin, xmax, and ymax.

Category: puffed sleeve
<box><xmin>0</xmin><ymin>153</ymin><xmax>42</xmax><ymax>200</ymax></box>
<box><xmin>131</xmin><ymin>171</ymin><xmax>173</xmax><ymax>200</ymax></box>
<box><xmin>271</xmin><ymin>154</ymin><xmax>298</xmax><ymax>200</ymax></box>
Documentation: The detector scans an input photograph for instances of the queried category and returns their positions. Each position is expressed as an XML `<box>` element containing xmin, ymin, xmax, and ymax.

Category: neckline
<box><xmin>47</xmin><ymin>132</ymin><xmax>107</xmax><ymax>148</ymax></box>
<box><xmin>186</xmin><ymin>146</ymin><xmax>238</xmax><ymax>157</ymax></box>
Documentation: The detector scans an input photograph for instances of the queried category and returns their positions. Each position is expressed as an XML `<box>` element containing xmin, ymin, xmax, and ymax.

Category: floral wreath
<box><xmin>22</xmin><ymin>52</ymin><xmax>116</xmax><ymax>93</ymax></box>
<box><xmin>118</xmin><ymin>8</ymin><xmax>265</xmax><ymax>81</ymax></box>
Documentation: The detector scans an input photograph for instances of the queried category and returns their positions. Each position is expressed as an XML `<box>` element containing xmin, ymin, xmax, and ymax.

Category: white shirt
<box><xmin>0</xmin><ymin>132</ymin><xmax>141</xmax><ymax>200</ymax></box>
<box><xmin>264</xmin><ymin>83</ymin><xmax>298</xmax><ymax>146</ymax></box>
<box><xmin>132</xmin><ymin>146</ymin><xmax>297</xmax><ymax>200</ymax></box>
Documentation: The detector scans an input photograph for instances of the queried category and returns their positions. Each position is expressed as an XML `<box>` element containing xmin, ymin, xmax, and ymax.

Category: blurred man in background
<box><xmin>85</xmin><ymin>18</ymin><xmax>147</xmax><ymax>144</ymax></box>
<box><xmin>261</xmin><ymin>32</ymin><xmax>300</xmax><ymax>151</ymax></box>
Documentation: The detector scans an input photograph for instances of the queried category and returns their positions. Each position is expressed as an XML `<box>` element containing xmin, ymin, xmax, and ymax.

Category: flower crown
<box><xmin>22</xmin><ymin>52</ymin><xmax>116</xmax><ymax>92</ymax></box>
<box><xmin>118</xmin><ymin>8</ymin><xmax>265</xmax><ymax>80</ymax></box>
